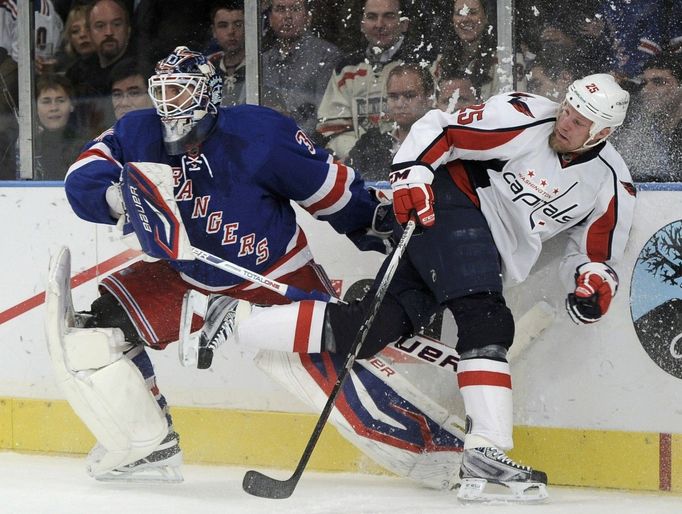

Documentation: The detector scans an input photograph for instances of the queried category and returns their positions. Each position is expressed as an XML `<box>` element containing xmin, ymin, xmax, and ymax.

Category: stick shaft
<box><xmin>191</xmin><ymin>247</ymin><xmax>337</xmax><ymax>303</ymax></box>
<box><xmin>242</xmin><ymin>219</ymin><xmax>417</xmax><ymax>498</ymax></box>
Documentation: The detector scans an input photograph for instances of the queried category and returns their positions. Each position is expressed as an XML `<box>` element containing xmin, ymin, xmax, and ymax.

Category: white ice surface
<box><xmin>3</xmin><ymin>451</ymin><xmax>681</xmax><ymax>514</ymax></box>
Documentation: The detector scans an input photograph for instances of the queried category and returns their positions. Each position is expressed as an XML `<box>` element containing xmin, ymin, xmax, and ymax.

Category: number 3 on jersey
<box><xmin>457</xmin><ymin>103</ymin><xmax>485</xmax><ymax>125</ymax></box>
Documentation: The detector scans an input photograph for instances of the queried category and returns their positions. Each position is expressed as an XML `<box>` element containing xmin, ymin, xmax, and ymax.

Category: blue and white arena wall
<box><xmin>1</xmin><ymin>182</ymin><xmax>682</xmax><ymax>492</ymax></box>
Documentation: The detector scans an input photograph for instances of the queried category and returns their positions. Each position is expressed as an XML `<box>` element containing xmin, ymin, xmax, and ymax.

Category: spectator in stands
<box><xmin>612</xmin><ymin>53</ymin><xmax>682</xmax><ymax>182</ymax></box>
<box><xmin>312</xmin><ymin>0</ymin><xmax>441</xmax><ymax>60</ymax></box>
<box><xmin>525</xmin><ymin>49</ymin><xmax>584</xmax><ymax>101</ymax></box>
<box><xmin>66</xmin><ymin>0</ymin><xmax>136</xmax><ymax>136</ymax></box>
<box><xmin>316</xmin><ymin>0</ymin><xmax>410</xmax><ymax>160</ymax></box>
<box><xmin>433</xmin><ymin>0</ymin><xmax>498</xmax><ymax>98</ymax></box>
<box><xmin>601</xmin><ymin>0</ymin><xmax>674</xmax><ymax>80</ymax></box>
<box><xmin>435</xmin><ymin>73</ymin><xmax>479</xmax><ymax>112</ymax></box>
<box><xmin>55</xmin><ymin>3</ymin><xmax>96</xmax><ymax>74</ymax></box>
<box><xmin>537</xmin><ymin>6</ymin><xmax>611</xmax><ymax>77</ymax></box>
<box><xmin>347</xmin><ymin>63</ymin><xmax>433</xmax><ymax>181</ymax></box>
<box><xmin>134</xmin><ymin>0</ymin><xmax>214</xmax><ymax>67</ymax></box>
<box><xmin>109</xmin><ymin>58</ymin><xmax>154</xmax><ymax>120</ymax></box>
<box><xmin>262</xmin><ymin>0</ymin><xmax>341</xmax><ymax>134</ymax></box>
<box><xmin>207</xmin><ymin>0</ymin><xmax>287</xmax><ymax>111</ymax></box>
<box><xmin>208</xmin><ymin>0</ymin><xmax>246</xmax><ymax>106</ymax></box>
<box><xmin>0</xmin><ymin>0</ymin><xmax>63</xmax><ymax>180</ymax></box>
<box><xmin>30</xmin><ymin>74</ymin><xmax>85</xmax><ymax>181</ymax></box>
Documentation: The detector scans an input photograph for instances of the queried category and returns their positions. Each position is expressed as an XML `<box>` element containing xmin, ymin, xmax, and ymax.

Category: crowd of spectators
<box><xmin>0</xmin><ymin>0</ymin><xmax>680</xmax><ymax>182</ymax></box>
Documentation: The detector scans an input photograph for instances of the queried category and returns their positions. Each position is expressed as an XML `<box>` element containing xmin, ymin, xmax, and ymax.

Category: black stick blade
<box><xmin>242</xmin><ymin>470</ymin><xmax>298</xmax><ymax>499</ymax></box>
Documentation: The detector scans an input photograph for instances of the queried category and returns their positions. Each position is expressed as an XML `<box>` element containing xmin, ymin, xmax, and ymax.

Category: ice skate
<box><xmin>90</xmin><ymin>431</ymin><xmax>184</xmax><ymax>483</ymax></box>
<box><xmin>197</xmin><ymin>296</ymin><xmax>250</xmax><ymax>369</ymax></box>
<box><xmin>454</xmin><ymin>445</ymin><xmax>548</xmax><ymax>503</ymax></box>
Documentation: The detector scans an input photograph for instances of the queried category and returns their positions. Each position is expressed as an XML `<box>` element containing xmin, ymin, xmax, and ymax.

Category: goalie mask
<box><xmin>563</xmin><ymin>73</ymin><xmax>630</xmax><ymax>150</ymax></box>
<box><xmin>149</xmin><ymin>46</ymin><xmax>223</xmax><ymax>155</ymax></box>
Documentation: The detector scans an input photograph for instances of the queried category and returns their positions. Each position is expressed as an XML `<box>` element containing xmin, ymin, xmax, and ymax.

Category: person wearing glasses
<box><xmin>109</xmin><ymin>58</ymin><xmax>154</xmax><ymax>120</ymax></box>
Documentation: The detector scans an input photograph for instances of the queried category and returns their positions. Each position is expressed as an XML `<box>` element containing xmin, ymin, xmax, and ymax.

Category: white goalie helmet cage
<box><xmin>564</xmin><ymin>73</ymin><xmax>630</xmax><ymax>146</ymax></box>
<box><xmin>148</xmin><ymin>46</ymin><xmax>223</xmax><ymax>154</ymax></box>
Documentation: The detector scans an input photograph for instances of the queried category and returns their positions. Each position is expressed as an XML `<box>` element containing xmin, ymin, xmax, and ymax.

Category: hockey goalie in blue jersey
<box><xmin>48</xmin><ymin>46</ymin><xmax>465</xmax><ymax>484</ymax></box>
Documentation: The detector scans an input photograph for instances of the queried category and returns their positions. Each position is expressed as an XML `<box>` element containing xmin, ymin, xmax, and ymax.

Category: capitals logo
<box><xmin>508</xmin><ymin>92</ymin><xmax>535</xmax><ymax>118</ymax></box>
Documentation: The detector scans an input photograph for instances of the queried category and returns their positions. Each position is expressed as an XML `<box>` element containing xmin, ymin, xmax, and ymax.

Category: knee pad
<box><xmin>325</xmin><ymin>293</ymin><xmax>413</xmax><ymax>359</ymax></box>
<box><xmin>446</xmin><ymin>292</ymin><xmax>514</xmax><ymax>355</ymax></box>
<box><xmin>86</xmin><ymin>293</ymin><xmax>144</xmax><ymax>344</ymax></box>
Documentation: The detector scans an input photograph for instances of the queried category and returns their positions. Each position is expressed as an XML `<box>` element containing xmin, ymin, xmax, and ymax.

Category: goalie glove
<box><xmin>566</xmin><ymin>262</ymin><xmax>619</xmax><ymax>324</ymax></box>
<box><xmin>389</xmin><ymin>164</ymin><xmax>435</xmax><ymax>227</ymax></box>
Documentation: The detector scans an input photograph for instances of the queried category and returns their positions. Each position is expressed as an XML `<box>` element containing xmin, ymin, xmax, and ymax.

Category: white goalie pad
<box><xmin>45</xmin><ymin>246</ymin><xmax>168</xmax><ymax>475</ymax></box>
<box><xmin>254</xmin><ymin>349</ymin><xmax>466</xmax><ymax>489</ymax></box>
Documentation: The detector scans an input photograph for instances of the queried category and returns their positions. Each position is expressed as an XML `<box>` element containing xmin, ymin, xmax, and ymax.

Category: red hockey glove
<box><xmin>566</xmin><ymin>262</ymin><xmax>619</xmax><ymax>324</ymax></box>
<box><xmin>389</xmin><ymin>164</ymin><xmax>435</xmax><ymax>227</ymax></box>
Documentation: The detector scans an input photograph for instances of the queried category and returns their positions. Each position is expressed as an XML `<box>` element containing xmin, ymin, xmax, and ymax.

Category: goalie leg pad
<box><xmin>255</xmin><ymin>350</ymin><xmax>465</xmax><ymax>490</ymax></box>
<box><xmin>45</xmin><ymin>247</ymin><xmax>168</xmax><ymax>476</ymax></box>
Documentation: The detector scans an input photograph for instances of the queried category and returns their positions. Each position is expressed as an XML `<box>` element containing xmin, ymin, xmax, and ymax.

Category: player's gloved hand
<box><xmin>566</xmin><ymin>262</ymin><xmax>619</xmax><ymax>324</ymax></box>
<box><xmin>107</xmin><ymin>182</ymin><xmax>158</xmax><ymax>260</ymax></box>
<box><xmin>105</xmin><ymin>183</ymin><xmax>125</xmax><ymax>220</ymax></box>
<box><xmin>347</xmin><ymin>200</ymin><xmax>396</xmax><ymax>254</ymax></box>
<box><xmin>389</xmin><ymin>164</ymin><xmax>435</xmax><ymax>227</ymax></box>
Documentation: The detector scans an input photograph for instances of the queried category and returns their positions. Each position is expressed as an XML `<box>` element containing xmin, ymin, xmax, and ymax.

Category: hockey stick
<box><xmin>242</xmin><ymin>218</ymin><xmax>417</xmax><ymax>499</ymax></box>
<box><xmin>191</xmin><ymin>247</ymin><xmax>341</xmax><ymax>304</ymax></box>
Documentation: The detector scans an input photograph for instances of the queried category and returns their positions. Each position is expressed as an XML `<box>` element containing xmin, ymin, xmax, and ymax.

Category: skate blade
<box><xmin>455</xmin><ymin>478</ymin><xmax>548</xmax><ymax>504</ymax></box>
<box><xmin>94</xmin><ymin>464</ymin><xmax>184</xmax><ymax>484</ymax></box>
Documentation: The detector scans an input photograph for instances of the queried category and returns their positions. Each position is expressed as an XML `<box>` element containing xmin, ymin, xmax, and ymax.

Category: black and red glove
<box><xmin>389</xmin><ymin>164</ymin><xmax>435</xmax><ymax>227</ymax></box>
<box><xmin>566</xmin><ymin>262</ymin><xmax>619</xmax><ymax>324</ymax></box>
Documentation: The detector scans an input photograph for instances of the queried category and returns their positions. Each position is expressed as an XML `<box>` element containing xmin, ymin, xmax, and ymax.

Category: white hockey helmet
<box><xmin>564</xmin><ymin>74</ymin><xmax>629</xmax><ymax>147</ymax></box>
<box><xmin>148</xmin><ymin>46</ymin><xmax>223</xmax><ymax>154</ymax></box>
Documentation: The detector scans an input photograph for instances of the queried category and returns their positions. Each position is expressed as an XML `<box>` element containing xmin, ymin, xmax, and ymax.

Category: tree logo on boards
<box><xmin>630</xmin><ymin>219</ymin><xmax>682</xmax><ymax>379</ymax></box>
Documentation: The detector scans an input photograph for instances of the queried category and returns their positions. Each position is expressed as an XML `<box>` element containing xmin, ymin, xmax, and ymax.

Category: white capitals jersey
<box><xmin>392</xmin><ymin>92</ymin><xmax>637</xmax><ymax>287</ymax></box>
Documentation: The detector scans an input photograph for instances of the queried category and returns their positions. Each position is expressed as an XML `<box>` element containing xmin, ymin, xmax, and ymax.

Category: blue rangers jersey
<box><xmin>65</xmin><ymin>104</ymin><xmax>377</xmax><ymax>288</ymax></box>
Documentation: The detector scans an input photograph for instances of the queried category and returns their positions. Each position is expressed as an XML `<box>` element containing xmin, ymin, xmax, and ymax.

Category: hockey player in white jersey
<box><xmin>208</xmin><ymin>74</ymin><xmax>636</xmax><ymax>502</ymax></box>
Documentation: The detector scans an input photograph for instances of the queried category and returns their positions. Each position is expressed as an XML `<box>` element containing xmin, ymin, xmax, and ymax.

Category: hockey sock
<box><xmin>457</xmin><ymin>357</ymin><xmax>513</xmax><ymax>450</ymax></box>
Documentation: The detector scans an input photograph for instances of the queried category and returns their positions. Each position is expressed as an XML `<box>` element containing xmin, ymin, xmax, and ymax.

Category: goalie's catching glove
<box><xmin>566</xmin><ymin>262</ymin><xmax>618</xmax><ymax>324</ymax></box>
<box><xmin>389</xmin><ymin>164</ymin><xmax>435</xmax><ymax>227</ymax></box>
